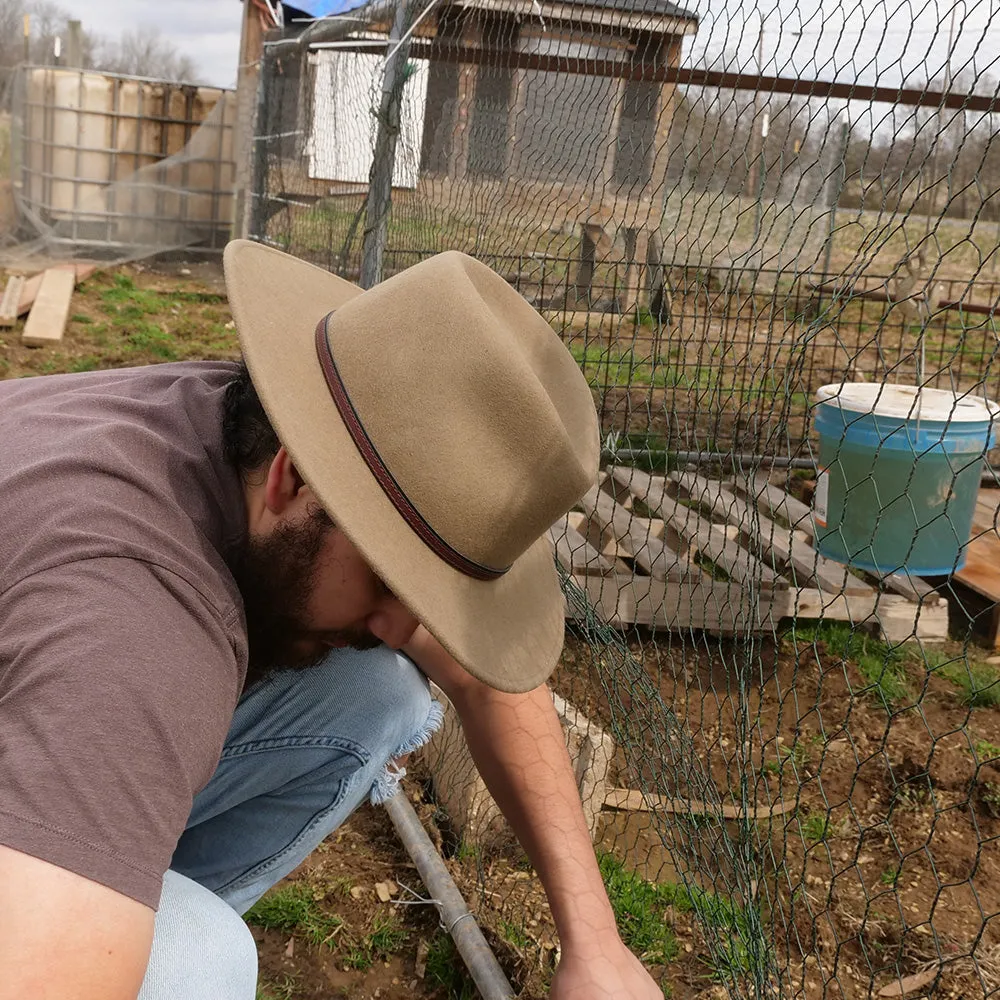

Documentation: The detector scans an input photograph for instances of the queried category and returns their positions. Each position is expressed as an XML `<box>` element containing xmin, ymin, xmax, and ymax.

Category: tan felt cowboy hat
<box><xmin>223</xmin><ymin>240</ymin><xmax>599</xmax><ymax>692</ymax></box>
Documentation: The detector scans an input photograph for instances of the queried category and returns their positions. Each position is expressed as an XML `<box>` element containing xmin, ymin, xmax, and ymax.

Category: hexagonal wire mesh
<box><xmin>252</xmin><ymin>2</ymin><xmax>1000</xmax><ymax>996</ymax></box>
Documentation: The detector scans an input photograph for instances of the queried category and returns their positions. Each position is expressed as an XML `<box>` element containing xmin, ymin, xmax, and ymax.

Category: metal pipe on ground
<box><xmin>383</xmin><ymin>792</ymin><xmax>516</xmax><ymax>1000</ymax></box>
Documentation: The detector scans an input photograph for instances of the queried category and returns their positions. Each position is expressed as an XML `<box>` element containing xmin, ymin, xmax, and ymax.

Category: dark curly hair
<box><xmin>222</xmin><ymin>361</ymin><xmax>281</xmax><ymax>480</ymax></box>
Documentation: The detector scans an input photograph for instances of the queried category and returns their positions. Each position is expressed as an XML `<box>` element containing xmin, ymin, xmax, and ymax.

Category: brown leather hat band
<box><xmin>314</xmin><ymin>314</ymin><xmax>509</xmax><ymax>582</ymax></box>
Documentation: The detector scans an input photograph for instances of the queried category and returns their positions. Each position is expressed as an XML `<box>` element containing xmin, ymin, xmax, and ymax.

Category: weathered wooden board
<box><xmin>16</xmin><ymin>262</ymin><xmax>97</xmax><ymax>317</ymax></box>
<box><xmin>548</xmin><ymin>513</ymin><xmax>616</xmax><ymax>576</ymax></box>
<box><xmin>579</xmin><ymin>483</ymin><xmax>703</xmax><ymax>584</ymax></box>
<box><xmin>0</xmin><ymin>275</ymin><xmax>26</xmax><ymax>327</ymax></box>
<box><xmin>767</xmin><ymin>587</ymin><xmax>949</xmax><ymax>642</ymax></box>
<box><xmin>565</xmin><ymin>573</ymin><xmax>948</xmax><ymax>641</ymax></box>
<box><xmin>22</xmin><ymin>268</ymin><xmax>76</xmax><ymax>347</ymax></box>
<box><xmin>604</xmin><ymin>787</ymin><xmax>795</xmax><ymax>821</ymax></box>
<box><xmin>611</xmin><ymin>467</ymin><xmax>786</xmax><ymax>591</ymax></box>
<box><xmin>566</xmin><ymin>572</ymin><xmax>763</xmax><ymax>634</ymax></box>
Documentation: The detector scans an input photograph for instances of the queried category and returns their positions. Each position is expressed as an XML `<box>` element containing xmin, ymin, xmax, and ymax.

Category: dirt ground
<box><xmin>4</xmin><ymin>257</ymin><xmax>1000</xmax><ymax>999</ymax></box>
<box><xmin>553</xmin><ymin>629</ymin><xmax>1000</xmax><ymax>1000</ymax></box>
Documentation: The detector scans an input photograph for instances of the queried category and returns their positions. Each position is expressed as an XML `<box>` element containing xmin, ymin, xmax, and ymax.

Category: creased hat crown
<box><xmin>324</xmin><ymin>251</ymin><xmax>598</xmax><ymax>571</ymax></box>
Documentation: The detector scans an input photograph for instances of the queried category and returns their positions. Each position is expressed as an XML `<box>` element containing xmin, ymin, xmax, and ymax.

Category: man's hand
<box><xmin>552</xmin><ymin>933</ymin><xmax>664</xmax><ymax>998</ymax></box>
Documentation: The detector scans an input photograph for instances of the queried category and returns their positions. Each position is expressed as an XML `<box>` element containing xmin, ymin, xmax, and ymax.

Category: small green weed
<box><xmin>366</xmin><ymin>912</ymin><xmax>408</xmax><ymax>959</ymax></box>
<box><xmin>425</xmin><ymin>933</ymin><xmax>477</xmax><ymax>1000</ymax></box>
<box><xmin>256</xmin><ymin>973</ymin><xmax>300</xmax><ymax>1000</ymax></box>
<box><xmin>244</xmin><ymin>883</ymin><xmax>343</xmax><ymax>949</ymax></box>
<box><xmin>974</xmin><ymin>739</ymin><xmax>1000</xmax><ymax>763</ymax></box>
<box><xmin>763</xmin><ymin>742</ymin><xmax>809</xmax><ymax>775</ymax></box>
<box><xmin>880</xmin><ymin>868</ymin><xmax>899</xmax><ymax>886</ymax></box>
<box><xmin>798</xmin><ymin>812</ymin><xmax>831</xmax><ymax>844</ymax></box>
<box><xmin>454</xmin><ymin>840</ymin><xmax>480</xmax><ymax>862</ymax></box>
<box><xmin>70</xmin><ymin>313</ymin><xmax>93</xmax><ymax>324</ymax></box>
<box><xmin>342</xmin><ymin>913</ymin><xmax>408</xmax><ymax>970</ymax></box>
<box><xmin>499</xmin><ymin>918</ymin><xmax>530</xmax><ymax>950</ymax></box>
<box><xmin>936</xmin><ymin>660</ymin><xmax>1000</xmax><ymax>708</ymax></box>
<box><xmin>980</xmin><ymin>781</ymin><xmax>1000</xmax><ymax>818</ymax></box>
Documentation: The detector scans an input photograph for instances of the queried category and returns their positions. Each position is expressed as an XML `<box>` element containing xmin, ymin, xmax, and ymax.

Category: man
<box><xmin>0</xmin><ymin>242</ymin><xmax>660</xmax><ymax>998</ymax></box>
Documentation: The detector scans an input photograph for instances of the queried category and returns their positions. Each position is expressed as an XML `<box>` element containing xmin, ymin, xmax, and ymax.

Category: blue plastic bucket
<box><xmin>813</xmin><ymin>383</ymin><xmax>998</xmax><ymax>575</ymax></box>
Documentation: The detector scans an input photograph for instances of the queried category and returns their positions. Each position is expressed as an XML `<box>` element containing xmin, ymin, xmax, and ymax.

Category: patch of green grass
<box><xmin>244</xmin><ymin>883</ymin><xmax>343</xmax><ymax>949</ymax></box>
<box><xmin>425</xmin><ymin>933</ymin><xmax>477</xmax><ymax>1000</ymax></box>
<box><xmin>598</xmin><ymin>853</ymin><xmax>680</xmax><ymax>965</ymax></box>
<box><xmin>935</xmin><ymin>660</ymin><xmax>1000</xmax><ymax>708</ymax></box>
<box><xmin>568</xmin><ymin>342</ymin><xmax>717</xmax><ymax>392</ymax></box>
<box><xmin>126</xmin><ymin>323</ymin><xmax>178</xmax><ymax>360</ymax></box>
<box><xmin>342</xmin><ymin>913</ymin><xmax>408</xmax><ymax>970</ymax></box>
<box><xmin>70</xmin><ymin>313</ymin><xmax>93</xmax><ymax>324</ymax></box>
<box><xmin>69</xmin><ymin>356</ymin><xmax>102</xmax><ymax>373</ymax></box>
<box><xmin>974</xmin><ymin>739</ymin><xmax>1000</xmax><ymax>763</ymax></box>
<box><xmin>880</xmin><ymin>867</ymin><xmax>899</xmax><ymax>886</ymax></box>
<box><xmin>791</xmin><ymin>622</ymin><xmax>910</xmax><ymax>709</ymax></box>
<box><xmin>100</xmin><ymin>274</ymin><xmax>169</xmax><ymax>318</ymax></box>
<box><xmin>366</xmin><ymin>912</ymin><xmax>408</xmax><ymax>959</ymax></box>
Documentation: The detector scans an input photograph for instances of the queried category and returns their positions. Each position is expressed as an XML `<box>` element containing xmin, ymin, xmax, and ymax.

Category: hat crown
<box><xmin>325</xmin><ymin>251</ymin><xmax>598</xmax><ymax>571</ymax></box>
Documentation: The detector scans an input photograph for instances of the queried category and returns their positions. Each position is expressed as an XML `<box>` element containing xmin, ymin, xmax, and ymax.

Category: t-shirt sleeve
<box><xmin>0</xmin><ymin>558</ymin><xmax>244</xmax><ymax>909</ymax></box>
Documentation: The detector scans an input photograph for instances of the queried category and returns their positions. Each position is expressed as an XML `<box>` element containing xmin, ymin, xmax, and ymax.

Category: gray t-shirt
<box><xmin>0</xmin><ymin>362</ymin><xmax>249</xmax><ymax>908</ymax></box>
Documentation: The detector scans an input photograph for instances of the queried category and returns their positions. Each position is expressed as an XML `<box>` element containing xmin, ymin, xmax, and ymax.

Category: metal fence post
<box><xmin>360</xmin><ymin>0</ymin><xmax>416</xmax><ymax>289</ymax></box>
<box><xmin>248</xmin><ymin>45</ymin><xmax>275</xmax><ymax>242</ymax></box>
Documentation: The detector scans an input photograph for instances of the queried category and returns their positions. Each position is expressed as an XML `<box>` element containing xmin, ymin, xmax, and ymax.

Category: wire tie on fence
<box><xmin>391</xmin><ymin>879</ymin><xmax>441</xmax><ymax>907</ymax></box>
<box><xmin>445</xmin><ymin>911</ymin><xmax>475</xmax><ymax>934</ymax></box>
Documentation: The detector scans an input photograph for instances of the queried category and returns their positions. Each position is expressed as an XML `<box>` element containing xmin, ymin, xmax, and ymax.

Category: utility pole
<box><xmin>66</xmin><ymin>20</ymin><xmax>83</xmax><ymax>68</ymax></box>
<box><xmin>235</xmin><ymin>0</ymin><xmax>270</xmax><ymax>238</ymax></box>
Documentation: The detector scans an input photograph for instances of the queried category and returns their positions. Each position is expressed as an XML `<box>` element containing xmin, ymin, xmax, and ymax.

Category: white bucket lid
<box><xmin>815</xmin><ymin>383</ymin><xmax>1000</xmax><ymax>423</ymax></box>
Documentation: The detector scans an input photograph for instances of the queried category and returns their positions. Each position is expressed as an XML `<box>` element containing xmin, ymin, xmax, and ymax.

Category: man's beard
<box><xmin>229</xmin><ymin>507</ymin><xmax>380</xmax><ymax>690</ymax></box>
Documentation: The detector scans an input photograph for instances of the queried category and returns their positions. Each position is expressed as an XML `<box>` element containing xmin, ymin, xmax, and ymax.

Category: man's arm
<box><xmin>403</xmin><ymin>627</ymin><xmax>661</xmax><ymax>999</ymax></box>
<box><xmin>0</xmin><ymin>845</ymin><xmax>154</xmax><ymax>1000</ymax></box>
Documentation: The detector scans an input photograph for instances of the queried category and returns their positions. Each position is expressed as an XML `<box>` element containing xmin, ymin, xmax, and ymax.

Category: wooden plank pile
<box><xmin>0</xmin><ymin>262</ymin><xmax>97</xmax><ymax>346</ymax></box>
<box><xmin>548</xmin><ymin>466</ymin><xmax>949</xmax><ymax>643</ymax></box>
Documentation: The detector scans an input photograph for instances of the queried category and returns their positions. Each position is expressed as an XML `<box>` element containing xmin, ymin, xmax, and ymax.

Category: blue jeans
<box><xmin>137</xmin><ymin>645</ymin><xmax>442</xmax><ymax>999</ymax></box>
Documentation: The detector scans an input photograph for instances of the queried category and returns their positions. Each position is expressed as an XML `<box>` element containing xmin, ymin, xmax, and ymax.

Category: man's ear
<box><xmin>262</xmin><ymin>446</ymin><xmax>309</xmax><ymax>515</ymax></box>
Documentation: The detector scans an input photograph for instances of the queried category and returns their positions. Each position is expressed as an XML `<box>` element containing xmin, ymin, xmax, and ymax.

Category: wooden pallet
<box><xmin>951</xmin><ymin>488</ymin><xmax>1000</xmax><ymax>647</ymax></box>
<box><xmin>547</xmin><ymin>466</ymin><xmax>949</xmax><ymax>642</ymax></box>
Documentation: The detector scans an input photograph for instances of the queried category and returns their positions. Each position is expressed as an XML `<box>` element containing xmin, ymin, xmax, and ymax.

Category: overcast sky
<box><xmin>57</xmin><ymin>0</ymin><xmax>1000</xmax><ymax>100</ymax></box>
<box><xmin>60</xmin><ymin>0</ymin><xmax>243</xmax><ymax>88</ymax></box>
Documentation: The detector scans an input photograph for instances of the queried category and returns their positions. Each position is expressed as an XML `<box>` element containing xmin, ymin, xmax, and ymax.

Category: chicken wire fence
<box><xmin>251</xmin><ymin>1</ymin><xmax>1000</xmax><ymax>996</ymax></box>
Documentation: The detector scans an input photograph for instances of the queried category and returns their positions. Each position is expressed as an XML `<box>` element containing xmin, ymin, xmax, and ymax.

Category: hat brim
<box><xmin>223</xmin><ymin>241</ymin><xmax>565</xmax><ymax>693</ymax></box>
